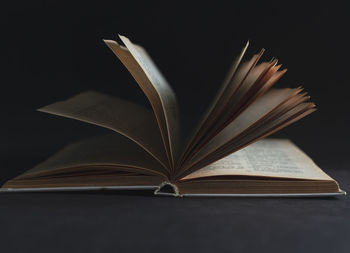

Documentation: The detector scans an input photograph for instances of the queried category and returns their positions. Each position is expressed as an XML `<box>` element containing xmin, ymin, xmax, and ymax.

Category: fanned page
<box><xmin>178</xmin><ymin>48</ymin><xmax>288</xmax><ymax>172</ymax></box>
<box><xmin>183</xmin><ymin>88</ymin><xmax>301</xmax><ymax>170</ymax></box>
<box><xmin>3</xmin><ymin>134</ymin><xmax>167</xmax><ymax>189</ymax></box>
<box><xmin>178</xmin><ymin>41</ymin><xmax>250</xmax><ymax>165</ymax></box>
<box><xmin>179</xmin><ymin>98</ymin><xmax>315</xmax><ymax>178</ymax></box>
<box><xmin>38</xmin><ymin>91</ymin><xmax>169</xmax><ymax>171</ymax></box>
<box><xmin>179</xmin><ymin>48</ymin><xmax>265</xmax><ymax>163</ymax></box>
<box><xmin>21</xmin><ymin>134</ymin><xmax>166</xmax><ymax>178</ymax></box>
<box><xmin>174</xmin><ymin>42</ymin><xmax>315</xmax><ymax>180</ymax></box>
<box><xmin>104</xmin><ymin>36</ymin><xmax>180</xmax><ymax>170</ymax></box>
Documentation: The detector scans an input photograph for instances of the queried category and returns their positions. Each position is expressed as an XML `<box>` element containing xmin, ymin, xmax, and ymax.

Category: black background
<box><xmin>1</xmin><ymin>1</ymin><xmax>349</xmax><ymax>252</ymax></box>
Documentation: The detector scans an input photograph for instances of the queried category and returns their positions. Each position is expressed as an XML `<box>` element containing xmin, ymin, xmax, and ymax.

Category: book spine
<box><xmin>154</xmin><ymin>181</ymin><xmax>182</xmax><ymax>197</ymax></box>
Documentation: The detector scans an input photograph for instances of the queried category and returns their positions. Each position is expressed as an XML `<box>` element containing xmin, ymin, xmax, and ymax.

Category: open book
<box><xmin>1</xmin><ymin>35</ymin><xmax>345</xmax><ymax>197</ymax></box>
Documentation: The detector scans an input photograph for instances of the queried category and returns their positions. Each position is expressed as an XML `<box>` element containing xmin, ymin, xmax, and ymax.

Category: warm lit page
<box><xmin>182</xmin><ymin>139</ymin><xmax>333</xmax><ymax>181</ymax></box>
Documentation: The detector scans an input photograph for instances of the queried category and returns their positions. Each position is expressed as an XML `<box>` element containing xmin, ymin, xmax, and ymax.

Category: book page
<box><xmin>178</xmin><ymin>42</ymin><xmax>249</xmax><ymax>162</ymax></box>
<box><xmin>38</xmin><ymin>91</ymin><xmax>169</xmax><ymax>169</ymax></box>
<box><xmin>104</xmin><ymin>36</ymin><xmax>180</xmax><ymax>167</ymax></box>
<box><xmin>17</xmin><ymin>134</ymin><xmax>168</xmax><ymax>179</ymax></box>
<box><xmin>177</xmin><ymin>92</ymin><xmax>314</xmax><ymax>179</ymax></box>
<box><xmin>186</xmin><ymin>89</ymin><xmax>299</xmax><ymax>167</ymax></box>
<box><xmin>182</xmin><ymin>139</ymin><xmax>333</xmax><ymax>181</ymax></box>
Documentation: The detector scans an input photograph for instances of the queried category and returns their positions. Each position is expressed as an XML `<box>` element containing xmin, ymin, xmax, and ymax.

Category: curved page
<box><xmin>183</xmin><ymin>88</ymin><xmax>299</xmax><ymax>170</ymax></box>
<box><xmin>104</xmin><ymin>36</ymin><xmax>180</xmax><ymax>168</ymax></box>
<box><xmin>16</xmin><ymin>134</ymin><xmax>168</xmax><ymax>179</ymax></box>
<box><xmin>184</xmin><ymin>102</ymin><xmax>315</xmax><ymax>175</ymax></box>
<box><xmin>38</xmin><ymin>91</ymin><xmax>168</xmax><ymax>169</ymax></box>
<box><xmin>178</xmin><ymin>42</ymin><xmax>249</xmax><ymax>164</ymax></box>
